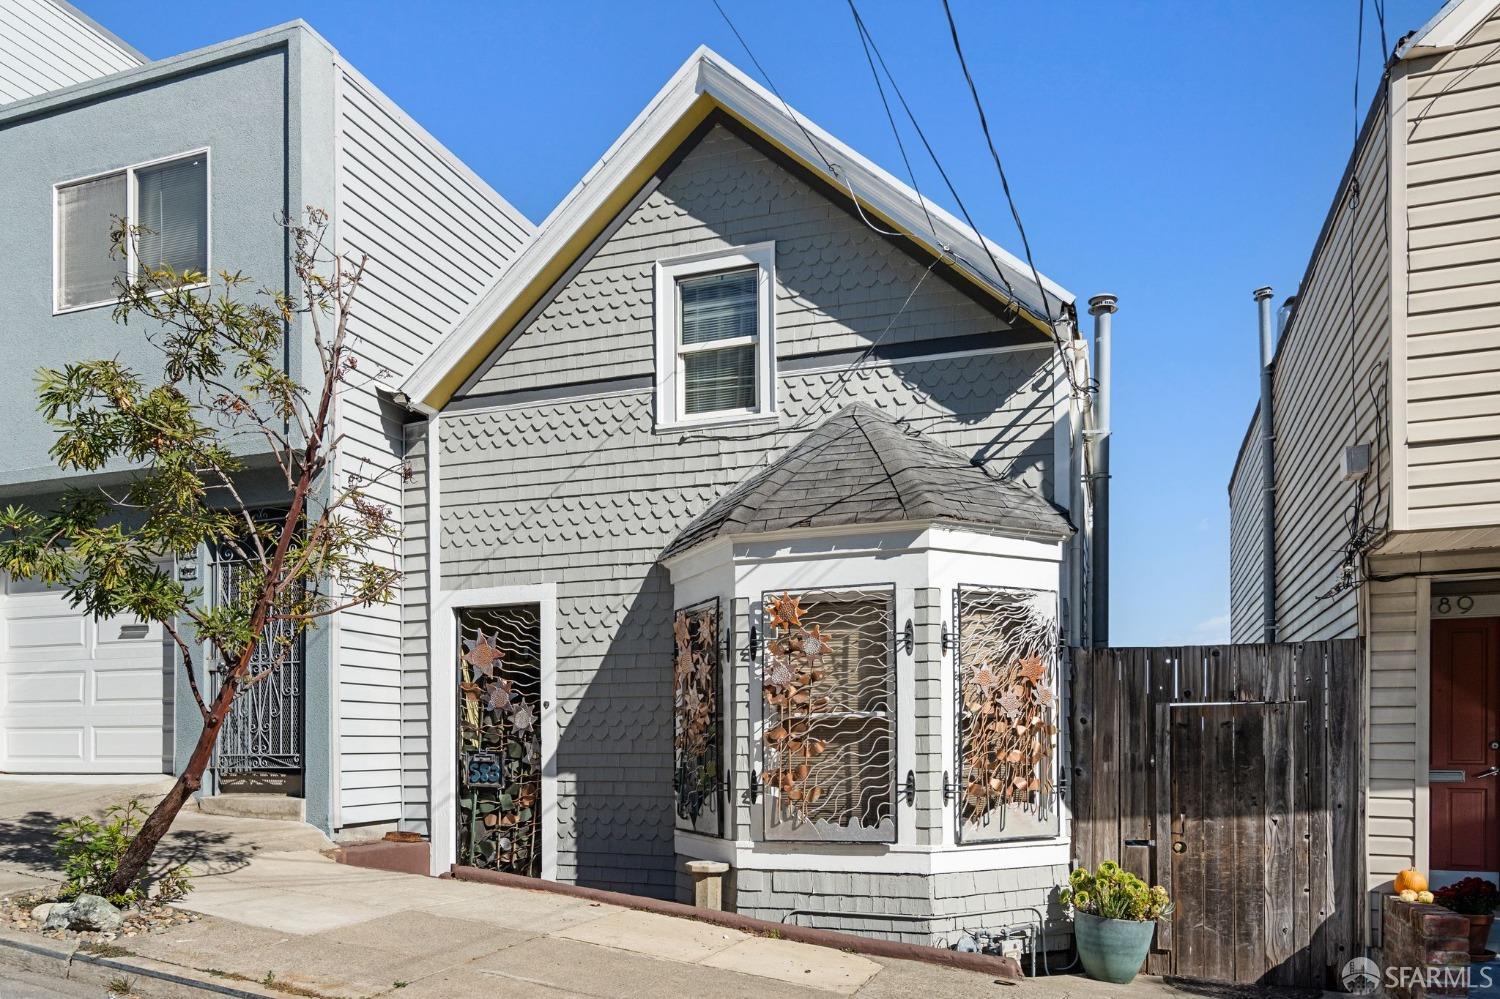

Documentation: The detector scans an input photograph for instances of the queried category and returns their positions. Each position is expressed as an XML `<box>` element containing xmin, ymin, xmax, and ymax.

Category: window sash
<box><xmin>135</xmin><ymin>155</ymin><xmax>208</xmax><ymax>278</ymax></box>
<box><xmin>56</xmin><ymin>173</ymin><xmax>126</xmax><ymax>311</ymax></box>
<box><xmin>54</xmin><ymin>151</ymin><xmax>209</xmax><ymax>312</ymax></box>
<box><xmin>676</xmin><ymin>266</ymin><xmax>760</xmax><ymax>418</ymax></box>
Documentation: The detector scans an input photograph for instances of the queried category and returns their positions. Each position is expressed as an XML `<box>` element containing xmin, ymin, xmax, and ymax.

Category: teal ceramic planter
<box><xmin>1073</xmin><ymin>911</ymin><xmax>1156</xmax><ymax>984</ymax></box>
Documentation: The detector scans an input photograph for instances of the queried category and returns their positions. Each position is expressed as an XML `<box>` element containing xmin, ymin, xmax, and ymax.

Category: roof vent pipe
<box><xmin>1255</xmin><ymin>286</ymin><xmax>1278</xmax><ymax>643</ymax></box>
<box><xmin>1087</xmin><ymin>293</ymin><xmax>1117</xmax><ymax>647</ymax></box>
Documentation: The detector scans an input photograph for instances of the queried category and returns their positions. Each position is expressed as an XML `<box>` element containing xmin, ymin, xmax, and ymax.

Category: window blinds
<box><xmin>679</xmin><ymin>267</ymin><xmax>758</xmax><ymax>414</ymax></box>
<box><xmin>56</xmin><ymin>173</ymin><xmax>125</xmax><ymax>310</ymax></box>
<box><xmin>683</xmin><ymin>345</ymin><xmax>756</xmax><ymax>414</ymax></box>
<box><xmin>136</xmin><ymin>157</ymin><xmax>207</xmax><ymax>277</ymax></box>
<box><xmin>679</xmin><ymin>268</ymin><xmax>757</xmax><ymax>345</ymax></box>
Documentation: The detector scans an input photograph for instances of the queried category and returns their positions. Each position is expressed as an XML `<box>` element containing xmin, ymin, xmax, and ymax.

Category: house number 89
<box><xmin>1436</xmin><ymin>596</ymin><xmax>1475</xmax><ymax>615</ymax></box>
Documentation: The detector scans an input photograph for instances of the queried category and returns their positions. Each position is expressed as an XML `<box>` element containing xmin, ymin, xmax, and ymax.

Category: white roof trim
<box><xmin>1397</xmin><ymin>0</ymin><xmax>1497</xmax><ymax>58</ymax></box>
<box><xmin>402</xmin><ymin>45</ymin><xmax>1074</xmax><ymax>410</ymax></box>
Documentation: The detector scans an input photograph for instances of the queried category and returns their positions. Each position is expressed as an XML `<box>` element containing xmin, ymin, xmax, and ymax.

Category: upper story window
<box><xmin>653</xmin><ymin>242</ymin><xmax>776</xmax><ymax>430</ymax></box>
<box><xmin>55</xmin><ymin>151</ymin><xmax>209</xmax><ymax>313</ymax></box>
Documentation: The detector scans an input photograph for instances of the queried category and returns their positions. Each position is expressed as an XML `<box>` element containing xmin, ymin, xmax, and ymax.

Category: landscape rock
<box><xmin>29</xmin><ymin>902</ymin><xmax>57</xmax><ymax>924</ymax></box>
<box><xmin>42</xmin><ymin>894</ymin><xmax>124</xmax><ymax>933</ymax></box>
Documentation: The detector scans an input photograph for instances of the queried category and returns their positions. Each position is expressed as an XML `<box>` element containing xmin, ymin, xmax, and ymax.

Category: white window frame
<box><xmin>53</xmin><ymin>148</ymin><xmax>212</xmax><ymax>315</ymax></box>
<box><xmin>653</xmin><ymin>241</ymin><xmax>777</xmax><ymax>431</ymax></box>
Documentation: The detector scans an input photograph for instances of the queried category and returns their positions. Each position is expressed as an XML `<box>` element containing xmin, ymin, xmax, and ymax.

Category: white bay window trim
<box><xmin>53</xmin><ymin>148</ymin><xmax>211</xmax><ymax>315</ymax></box>
<box><xmin>653</xmin><ymin>241</ymin><xmax>777</xmax><ymax>430</ymax></box>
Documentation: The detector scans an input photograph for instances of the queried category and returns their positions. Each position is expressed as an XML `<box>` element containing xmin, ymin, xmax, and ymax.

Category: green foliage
<box><xmin>8</xmin><ymin>209</ymin><xmax>403</xmax><ymax>898</ymax></box>
<box><xmin>55</xmin><ymin>799</ymin><xmax>148</xmax><ymax>907</ymax></box>
<box><xmin>154</xmin><ymin>864</ymin><xmax>195</xmax><ymax>905</ymax></box>
<box><xmin>0</xmin><ymin>207</ymin><xmax>401</xmax><ymax>719</ymax></box>
<box><xmin>1059</xmin><ymin>860</ymin><xmax>1172</xmax><ymax>922</ymax></box>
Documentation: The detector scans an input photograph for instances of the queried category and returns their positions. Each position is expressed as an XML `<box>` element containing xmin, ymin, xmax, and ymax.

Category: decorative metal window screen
<box><xmin>673</xmin><ymin>599</ymin><xmax>723</xmax><ymax>836</ymax></box>
<box><xmin>953</xmin><ymin>585</ymin><xmax>1060</xmax><ymax>843</ymax></box>
<box><xmin>457</xmin><ymin>604</ymin><xmax>543</xmax><ymax>876</ymax></box>
<box><xmin>758</xmin><ymin>588</ymin><xmax>896</xmax><ymax>843</ymax></box>
<box><xmin>210</xmin><ymin>545</ymin><xmax>303</xmax><ymax>776</ymax></box>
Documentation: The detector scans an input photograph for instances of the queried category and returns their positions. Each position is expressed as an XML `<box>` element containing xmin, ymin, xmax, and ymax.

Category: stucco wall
<box><xmin>0</xmin><ymin>45</ymin><xmax>294</xmax><ymax>490</ymax></box>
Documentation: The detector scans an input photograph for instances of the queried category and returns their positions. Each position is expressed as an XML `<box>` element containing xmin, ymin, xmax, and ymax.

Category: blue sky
<box><xmin>82</xmin><ymin>0</ymin><xmax>1435</xmax><ymax>645</ymax></box>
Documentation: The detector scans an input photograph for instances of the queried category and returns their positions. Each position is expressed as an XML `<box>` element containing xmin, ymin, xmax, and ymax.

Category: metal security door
<box><xmin>456</xmin><ymin>603</ymin><xmax>544</xmax><ymax>876</ymax></box>
<box><xmin>210</xmin><ymin>553</ymin><xmax>304</xmax><ymax>778</ymax></box>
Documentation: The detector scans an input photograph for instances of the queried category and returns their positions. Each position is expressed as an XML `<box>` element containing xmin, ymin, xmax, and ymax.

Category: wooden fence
<box><xmin>1069</xmin><ymin>641</ymin><xmax>1365</xmax><ymax>989</ymax></box>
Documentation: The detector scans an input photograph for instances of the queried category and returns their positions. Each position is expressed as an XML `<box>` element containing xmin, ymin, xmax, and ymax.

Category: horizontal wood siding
<box><xmin>1228</xmin><ymin>417</ymin><xmax>1266</xmax><ymax>643</ymax></box>
<box><xmin>333</xmin><ymin>65</ymin><xmax>531</xmax><ymax>828</ymax></box>
<box><xmin>1270</xmin><ymin>98</ymin><xmax>1392</xmax><ymax>642</ymax></box>
<box><xmin>1401</xmin><ymin>9</ymin><xmax>1500</xmax><ymax>530</ymax></box>
<box><xmin>400</xmin><ymin>423</ymin><xmax>430</xmax><ymax>835</ymax></box>
<box><xmin>1366</xmin><ymin>565</ymin><xmax>1418</xmax><ymax>890</ymax></box>
<box><xmin>0</xmin><ymin>0</ymin><xmax>140</xmax><ymax>105</ymax></box>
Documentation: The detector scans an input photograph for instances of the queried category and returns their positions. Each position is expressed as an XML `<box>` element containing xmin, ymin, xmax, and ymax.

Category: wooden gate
<box><xmin>1070</xmin><ymin>642</ymin><xmax>1364</xmax><ymax>988</ymax></box>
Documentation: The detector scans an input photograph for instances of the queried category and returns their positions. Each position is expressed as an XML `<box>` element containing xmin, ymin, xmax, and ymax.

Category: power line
<box><xmin>938</xmin><ymin>0</ymin><xmax>1055</xmax><ymax>332</ymax></box>
<box><xmin>843</xmin><ymin>1</ymin><xmax>1026</xmax><ymax>315</ymax></box>
<box><xmin>930</xmin><ymin>0</ymin><xmax>1089</xmax><ymax>403</ymax></box>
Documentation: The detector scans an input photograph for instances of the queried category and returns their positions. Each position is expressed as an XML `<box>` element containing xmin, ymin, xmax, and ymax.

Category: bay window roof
<box><xmin>661</xmin><ymin>403</ymin><xmax>1072</xmax><ymax>560</ymax></box>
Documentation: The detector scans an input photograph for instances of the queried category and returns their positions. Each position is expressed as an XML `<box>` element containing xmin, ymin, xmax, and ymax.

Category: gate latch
<box><xmin>1123</xmin><ymin>838</ymin><xmax>1155</xmax><ymax>848</ymax></box>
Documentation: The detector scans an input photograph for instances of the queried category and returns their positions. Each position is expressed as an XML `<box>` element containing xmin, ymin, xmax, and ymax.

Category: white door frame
<box><xmin>429</xmin><ymin>583</ymin><xmax>558</xmax><ymax>880</ymax></box>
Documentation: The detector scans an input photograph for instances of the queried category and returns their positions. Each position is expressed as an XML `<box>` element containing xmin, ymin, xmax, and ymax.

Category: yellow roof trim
<box><xmin>421</xmin><ymin>95</ymin><xmax>1053</xmax><ymax>410</ymax></box>
<box><xmin>421</xmin><ymin>94</ymin><xmax>719</xmax><ymax>410</ymax></box>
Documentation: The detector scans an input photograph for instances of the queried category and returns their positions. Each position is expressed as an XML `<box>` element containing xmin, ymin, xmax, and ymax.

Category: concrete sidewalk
<box><xmin>0</xmin><ymin>778</ymin><xmax>1263</xmax><ymax>998</ymax></box>
<box><xmin>136</xmin><ymin>851</ymin><xmax>947</xmax><ymax>997</ymax></box>
<box><xmin>0</xmin><ymin>777</ymin><xmax>330</xmax><ymax>898</ymax></box>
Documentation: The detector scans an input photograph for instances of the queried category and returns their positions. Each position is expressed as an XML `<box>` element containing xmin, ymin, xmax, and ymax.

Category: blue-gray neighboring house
<box><xmin>0</xmin><ymin>3</ymin><xmax>532</xmax><ymax>836</ymax></box>
<box><xmin>397</xmin><ymin>47</ymin><xmax>1112</xmax><ymax>946</ymax></box>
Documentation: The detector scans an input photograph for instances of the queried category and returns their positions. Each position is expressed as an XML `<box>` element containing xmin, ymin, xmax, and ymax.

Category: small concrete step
<box><xmin>196</xmin><ymin>793</ymin><xmax>306</xmax><ymax>822</ymax></box>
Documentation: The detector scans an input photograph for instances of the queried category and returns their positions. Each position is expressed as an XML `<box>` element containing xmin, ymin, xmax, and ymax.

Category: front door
<box><xmin>1430</xmin><ymin>617</ymin><xmax>1500</xmax><ymax>872</ymax></box>
<box><xmin>456</xmin><ymin>603</ymin><xmax>544</xmax><ymax>876</ymax></box>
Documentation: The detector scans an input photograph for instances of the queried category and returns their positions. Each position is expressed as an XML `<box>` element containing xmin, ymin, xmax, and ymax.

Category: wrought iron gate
<box><xmin>210</xmin><ymin>551</ymin><xmax>304</xmax><ymax>776</ymax></box>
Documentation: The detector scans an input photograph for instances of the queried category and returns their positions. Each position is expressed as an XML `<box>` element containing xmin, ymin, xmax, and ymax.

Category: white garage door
<box><xmin>0</xmin><ymin>575</ymin><xmax>171</xmax><ymax>774</ymax></box>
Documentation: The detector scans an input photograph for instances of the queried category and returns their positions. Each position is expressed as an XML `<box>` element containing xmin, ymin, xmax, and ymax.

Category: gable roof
<box><xmin>660</xmin><ymin>403</ymin><xmax>1072</xmax><ymax>560</ymax></box>
<box><xmin>403</xmin><ymin>46</ymin><xmax>1075</xmax><ymax>413</ymax></box>
<box><xmin>1397</xmin><ymin>0</ymin><xmax>1499</xmax><ymax>58</ymax></box>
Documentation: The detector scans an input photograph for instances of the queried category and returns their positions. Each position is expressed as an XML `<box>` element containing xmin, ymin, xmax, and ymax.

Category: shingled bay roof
<box><xmin>661</xmin><ymin>404</ymin><xmax>1073</xmax><ymax>560</ymax></box>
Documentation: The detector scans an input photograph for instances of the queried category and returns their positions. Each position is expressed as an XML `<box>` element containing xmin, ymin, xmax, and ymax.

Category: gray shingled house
<box><xmin>394</xmin><ymin>47</ymin><xmax>1109</xmax><ymax>947</ymax></box>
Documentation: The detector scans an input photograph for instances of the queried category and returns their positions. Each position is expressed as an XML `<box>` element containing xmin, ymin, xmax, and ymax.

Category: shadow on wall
<box><xmin>565</xmin><ymin>564</ymin><xmax>679</xmax><ymax>899</ymax></box>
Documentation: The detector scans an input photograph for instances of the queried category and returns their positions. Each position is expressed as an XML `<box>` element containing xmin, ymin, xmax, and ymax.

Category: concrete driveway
<box><xmin>0</xmin><ymin>775</ymin><xmax>329</xmax><ymax>897</ymax></box>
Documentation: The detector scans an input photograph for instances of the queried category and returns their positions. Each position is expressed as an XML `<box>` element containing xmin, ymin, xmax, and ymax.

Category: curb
<box><xmin>0</xmin><ymin>924</ymin><xmax>283</xmax><ymax>999</ymax></box>
<box><xmin>451</xmin><ymin>864</ymin><xmax>1023</xmax><ymax>981</ymax></box>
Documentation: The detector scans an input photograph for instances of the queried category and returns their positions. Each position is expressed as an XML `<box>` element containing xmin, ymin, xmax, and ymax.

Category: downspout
<box><xmin>1087</xmin><ymin>294</ymin><xmax>1117</xmax><ymax>647</ymax></box>
<box><xmin>1255</xmin><ymin>286</ymin><xmax>1278</xmax><ymax>644</ymax></box>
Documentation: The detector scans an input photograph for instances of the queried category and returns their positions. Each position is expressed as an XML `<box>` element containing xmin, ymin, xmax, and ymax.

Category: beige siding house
<box><xmin>1228</xmin><ymin>0</ymin><xmax>1500</xmax><ymax>917</ymax></box>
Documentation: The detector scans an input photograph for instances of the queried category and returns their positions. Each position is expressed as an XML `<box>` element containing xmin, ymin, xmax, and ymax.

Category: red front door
<box><xmin>1431</xmin><ymin>617</ymin><xmax>1500</xmax><ymax>872</ymax></box>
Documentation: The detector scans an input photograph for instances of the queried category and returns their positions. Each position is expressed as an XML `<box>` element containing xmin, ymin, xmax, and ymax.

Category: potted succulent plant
<box><xmin>1059</xmin><ymin>861</ymin><xmax>1173</xmax><ymax>984</ymax></box>
<box><xmin>1433</xmin><ymin>877</ymin><xmax>1500</xmax><ymax>958</ymax></box>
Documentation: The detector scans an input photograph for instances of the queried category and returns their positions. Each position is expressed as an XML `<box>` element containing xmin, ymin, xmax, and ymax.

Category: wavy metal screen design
<box><xmin>954</xmin><ymin>585</ymin><xmax>1060</xmax><ymax>843</ymax></box>
<box><xmin>759</xmin><ymin>588</ymin><xmax>896</xmax><ymax>843</ymax></box>
<box><xmin>674</xmin><ymin>599</ymin><xmax>723</xmax><ymax>835</ymax></box>
<box><xmin>457</xmin><ymin>604</ymin><xmax>543</xmax><ymax>876</ymax></box>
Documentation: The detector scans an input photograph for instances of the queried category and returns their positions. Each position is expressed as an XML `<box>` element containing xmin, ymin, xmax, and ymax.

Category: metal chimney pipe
<box><xmin>1088</xmin><ymin>293</ymin><xmax>1117</xmax><ymax>647</ymax></box>
<box><xmin>1254</xmin><ymin>286</ymin><xmax>1278</xmax><ymax>643</ymax></box>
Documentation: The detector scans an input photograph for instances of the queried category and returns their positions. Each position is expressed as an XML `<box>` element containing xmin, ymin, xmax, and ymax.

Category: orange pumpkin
<box><xmin>1395</xmin><ymin>868</ymin><xmax>1429</xmax><ymax>894</ymax></box>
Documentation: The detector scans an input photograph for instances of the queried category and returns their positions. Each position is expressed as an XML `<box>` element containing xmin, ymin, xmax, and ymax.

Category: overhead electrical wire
<box><xmin>846</xmin><ymin>0</ymin><xmax>1089</xmax><ymax>408</ymax></box>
